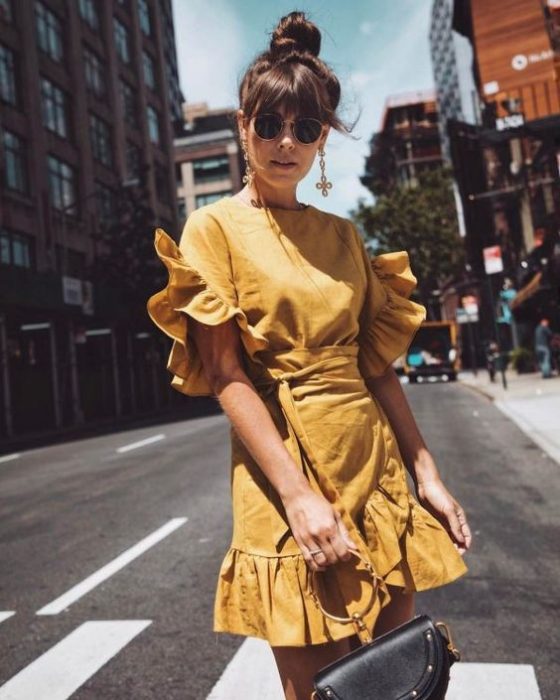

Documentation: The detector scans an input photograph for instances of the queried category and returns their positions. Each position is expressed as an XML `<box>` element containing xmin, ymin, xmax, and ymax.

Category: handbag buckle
<box><xmin>435</xmin><ymin>621</ymin><xmax>461</xmax><ymax>662</ymax></box>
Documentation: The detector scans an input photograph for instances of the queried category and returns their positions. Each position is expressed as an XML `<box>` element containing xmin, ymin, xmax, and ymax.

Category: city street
<box><xmin>0</xmin><ymin>382</ymin><xmax>558</xmax><ymax>699</ymax></box>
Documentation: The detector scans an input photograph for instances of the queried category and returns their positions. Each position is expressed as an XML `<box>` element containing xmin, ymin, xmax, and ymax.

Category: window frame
<box><xmin>3</xmin><ymin>129</ymin><xmax>28</xmax><ymax>194</ymax></box>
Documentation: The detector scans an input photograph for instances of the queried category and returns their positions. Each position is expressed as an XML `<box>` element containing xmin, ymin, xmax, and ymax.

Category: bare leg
<box><xmin>271</xmin><ymin>636</ymin><xmax>353</xmax><ymax>700</ymax></box>
<box><xmin>270</xmin><ymin>586</ymin><xmax>415</xmax><ymax>699</ymax></box>
<box><xmin>373</xmin><ymin>584</ymin><xmax>415</xmax><ymax>637</ymax></box>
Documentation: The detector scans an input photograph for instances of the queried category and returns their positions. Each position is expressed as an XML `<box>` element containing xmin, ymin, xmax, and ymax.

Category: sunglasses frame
<box><xmin>251</xmin><ymin>113</ymin><xmax>325</xmax><ymax>145</ymax></box>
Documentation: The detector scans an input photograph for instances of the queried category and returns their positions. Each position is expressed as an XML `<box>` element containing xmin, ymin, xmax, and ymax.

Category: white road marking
<box><xmin>0</xmin><ymin>620</ymin><xmax>151</xmax><ymax>700</ymax></box>
<box><xmin>116</xmin><ymin>434</ymin><xmax>165</xmax><ymax>453</ymax></box>
<box><xmin>448</xmin><ymin>663</ymin><xmax>541</xmax><ymax>699</ymax></box>
<box><xmin>0</xmin><ymin>453</ymin><xmax>20</xmax><ymax>464</ymax></box>
<box><xmin>36</xmin><ymin>518</ymin><xmax>188</xmax><ymax>615</ymax></box>
<box><xmin>206</xmin><ymin>639</ymin><xmax>542</xmax><ymax>700</ymax></box>
<box><xmin>0</xmin><ymin>611</ymin><xmax>15</xmax><ymax>624</ymax></box>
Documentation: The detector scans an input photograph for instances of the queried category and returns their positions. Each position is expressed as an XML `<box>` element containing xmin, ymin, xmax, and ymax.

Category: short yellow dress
<box><xmin>147</xmin><ymin>196</ymin><xmax>467</xmax><ymax>647</ymax></box>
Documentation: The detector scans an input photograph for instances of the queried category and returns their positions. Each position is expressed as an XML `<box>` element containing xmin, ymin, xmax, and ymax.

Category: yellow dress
<box><xmin>147</xmin><ymin>196</ymin><xmax>468</xmax><ymax>647</ymax></box>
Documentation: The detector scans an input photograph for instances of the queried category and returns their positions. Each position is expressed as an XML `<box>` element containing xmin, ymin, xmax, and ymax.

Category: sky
<box><xmin>170</xmin><ymin>0</ymin><xmax>435</xmax><ymax>217</ymax></box>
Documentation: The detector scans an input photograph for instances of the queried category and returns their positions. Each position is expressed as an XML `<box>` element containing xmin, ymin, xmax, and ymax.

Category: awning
<box><xmin>511</xmin><ymin>271</ymin><xmax>543</xmax><ymax>309</ymax></box>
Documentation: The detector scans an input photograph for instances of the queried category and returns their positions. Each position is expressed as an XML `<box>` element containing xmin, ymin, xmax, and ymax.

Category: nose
<box><xmin>278</xmin><ymin>122</ymin><xmax>296</xmax><ymax>149</ymax></box>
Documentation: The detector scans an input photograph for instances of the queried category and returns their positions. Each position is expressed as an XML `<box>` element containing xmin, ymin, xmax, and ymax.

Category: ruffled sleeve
<box><xmin>146</xmin><ymin>208</ymin><xmax>268</xmax><ymax>396</ymax></box>
<box><xmin>356</xmin><ymin>235</ymin><xmax>426</xmax><ymax>380</ymax></box>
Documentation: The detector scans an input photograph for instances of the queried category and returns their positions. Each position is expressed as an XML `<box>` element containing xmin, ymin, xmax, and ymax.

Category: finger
<box><xmin>297</xmin><ymin>538</ymin><xmax>326</xmax><ymax>572</ymax></box>
<box><xmin>445</xmin><ymin>507</ymin><xmax>464</xmax><ymax>546</ymax></box>
<box><xmin>335</xmin><ymin>513</ymin><xmax>359</xmax><ymax>551</ymax></box>
<box><xmin>316</xmin><ymin>539</ymin><xmax>338</xmax><ymax>566</ymax></box>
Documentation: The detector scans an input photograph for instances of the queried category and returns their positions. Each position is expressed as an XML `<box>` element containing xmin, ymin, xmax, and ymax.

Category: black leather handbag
<box><xmin>311</xmin><ymin>554</ymin><xmax>461</xmax><ymax>700</ymax></box>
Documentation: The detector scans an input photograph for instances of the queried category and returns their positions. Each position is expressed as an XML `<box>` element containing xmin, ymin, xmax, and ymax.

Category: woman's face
<box><xmin>238</xmin><ymin>105</ymin><xmax>329</xmax><ymax>192</ymax></box>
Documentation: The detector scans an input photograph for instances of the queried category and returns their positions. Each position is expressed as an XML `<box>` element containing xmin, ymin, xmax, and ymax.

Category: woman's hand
<box><xmin>282</xmin><ymin>489</ymin><xmax>358</xmax><ymax>572</ymax></box>
<box><xmin>416</xmin><ymin>478</ymin><xmax>472</xmax><ymax>555</ymax></box>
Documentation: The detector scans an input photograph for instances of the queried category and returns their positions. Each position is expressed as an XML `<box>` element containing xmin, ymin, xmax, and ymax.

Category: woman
<box><xmin>148</xmin><ymin>11</ymin><xmax>472</xmax><ymax>699</ymax></box>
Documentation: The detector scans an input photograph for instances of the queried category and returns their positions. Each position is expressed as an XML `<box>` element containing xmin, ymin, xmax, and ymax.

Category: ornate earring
<box><xmin>241</xmin><ymin>140</ymin><xmax>255</xmax><ymax>188</ymax></box>
<box><xmin>316</xmin><ymin>147</ymin><xmax>332</xmax><ymax>197</ymax></box>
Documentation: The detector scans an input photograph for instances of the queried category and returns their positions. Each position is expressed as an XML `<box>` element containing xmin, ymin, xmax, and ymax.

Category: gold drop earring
<box><xmin>241</xmin><ymin>140</ymin><xmax>255</xmax><ymax>188</ymax></box>
<box><xmin>316</xmin><ymin>147</ymin><xmax>332</xmax><ymax>197</ymax></box>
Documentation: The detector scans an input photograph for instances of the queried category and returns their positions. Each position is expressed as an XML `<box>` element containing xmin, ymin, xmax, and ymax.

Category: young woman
<box><xmin>148</xmin><ymin>11</ymin><xmax>472</xmax><ymax>699</ymax></box>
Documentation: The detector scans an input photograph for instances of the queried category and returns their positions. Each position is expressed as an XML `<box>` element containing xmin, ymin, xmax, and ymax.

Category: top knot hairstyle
<box><xmin>239</xmin><ymin>11</ymin><xmax>349</xmax><ymax>133</ymax></box>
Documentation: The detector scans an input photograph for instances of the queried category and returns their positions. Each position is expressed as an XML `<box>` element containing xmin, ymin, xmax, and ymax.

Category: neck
<box><xmin>245</xmin><ymin>180</ymin><xmax>302</xmax><ymax>210</ymax></box>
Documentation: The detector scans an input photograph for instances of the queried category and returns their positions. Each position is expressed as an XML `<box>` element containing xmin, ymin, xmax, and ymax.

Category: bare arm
<box><xmin>190</xmin><ymin>318</ymin><xmax>356</xmax><ymax>569</ymax></box>
<box><xmin>365</xmin><ymin>367</ymin><xmax>472</xmax><ymax>554</ymax></box>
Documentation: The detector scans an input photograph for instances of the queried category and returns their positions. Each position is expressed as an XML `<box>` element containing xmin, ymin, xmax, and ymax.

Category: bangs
<box><xmin>246</xmin><ymin>63</ymin><xmax>332</xmax><ymax>122</ymax></box>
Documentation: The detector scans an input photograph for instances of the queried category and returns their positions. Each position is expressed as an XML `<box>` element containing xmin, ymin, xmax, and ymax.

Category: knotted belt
<box><xmin>251</xmin><ymin>346</ymin><xmax>389</xmax><ymax>623</ymax></box>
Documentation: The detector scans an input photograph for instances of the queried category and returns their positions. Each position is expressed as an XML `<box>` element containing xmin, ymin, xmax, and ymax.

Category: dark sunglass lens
<box><xmin>295</xmin><ymin>118</ymin><xmax>322</xmax><ymax>144</ymax></box>
<box><xmin>254</xmin><ymin>114</ymin><xmax>282</xmax><ymax>140</ymax></box>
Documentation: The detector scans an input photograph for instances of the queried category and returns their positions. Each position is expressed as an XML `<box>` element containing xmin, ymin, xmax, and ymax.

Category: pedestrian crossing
<box><xmin>0</xmin><ymin>504</ymin><xmax>546</xmax><ymax>698</ymax></box>
<box><xmin>0</xmin><ymin>621</ymin><xmax>151</xmax><ymax>700</ymax></box>
<box><xmin>207</xmin><ymin>638</ymin><xmax>543</xmax><ymax>700</ymax></box>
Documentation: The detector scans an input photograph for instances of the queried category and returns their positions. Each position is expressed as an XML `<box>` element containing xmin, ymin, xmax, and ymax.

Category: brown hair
<box><xmin>239</xmin><ymin>11</ymin><xmax>348</xmax><ymax>132</ymax></box>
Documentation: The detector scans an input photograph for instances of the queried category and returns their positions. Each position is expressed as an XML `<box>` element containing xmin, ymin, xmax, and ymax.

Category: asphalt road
<box><xmin>0</xmin><ymin>383</ymin><xmax>558</xmax><ymax>699</ymax></box>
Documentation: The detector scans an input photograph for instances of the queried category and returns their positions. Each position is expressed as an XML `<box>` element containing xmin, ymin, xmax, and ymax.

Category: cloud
<box><xmin>359</xmin><ymin>21</ymin><xmax>377</xmax><ymax>36</ymax></box>
<box><xmin>171</xmin><ymin>0</ymin><xmax>246</xmax><ymax>108</ymax></box>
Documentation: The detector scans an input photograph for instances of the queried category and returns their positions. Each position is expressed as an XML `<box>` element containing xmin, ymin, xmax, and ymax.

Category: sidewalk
<box><xmin>459</xmin><ymin>370</ymin><xmax>560</xmax><ymax>464</ymax></box>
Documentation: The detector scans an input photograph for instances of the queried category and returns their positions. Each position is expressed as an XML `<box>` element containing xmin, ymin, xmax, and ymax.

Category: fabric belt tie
<box><xmin>253</xmin><ymin>349</ymin><xmax>389</xmax><ymax>606</ymax></box>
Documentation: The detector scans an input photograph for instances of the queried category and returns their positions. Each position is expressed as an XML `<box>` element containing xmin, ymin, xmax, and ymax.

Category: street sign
<box><xmin>456</xmin><ymin>308</ymin><xmax>479</xmax><ymax>324</ymax></box>
<box><xmin>483</xmin><ymin>245</ymin><xmax>504</xmax><ymax>275</ymax></box>
<box><xmin>462</xmin><ymin>294</ymin><xmax>479</xmax><ymax>316</ymax></box>
<box><xmin>496</xmin><ymin>113</ymin><xmax>524</xmax><ymax>131</ymax></box>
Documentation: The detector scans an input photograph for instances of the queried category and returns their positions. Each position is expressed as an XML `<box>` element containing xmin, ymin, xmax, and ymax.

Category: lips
<box><xmin>271</xmin><ymin>160</ymin><xmax>297</xmax><ymax>168</ymax></box>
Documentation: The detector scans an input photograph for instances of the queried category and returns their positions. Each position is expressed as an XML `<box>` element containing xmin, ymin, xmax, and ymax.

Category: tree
<box><xmin>88</xmin><ymin>169</ymin><xmax>165</xmax><ymax>326</ymax></box>
<box><xmin>352</xmin><ymin>167</ymin><xmax>464</xmax><ymax>306</ymax></box>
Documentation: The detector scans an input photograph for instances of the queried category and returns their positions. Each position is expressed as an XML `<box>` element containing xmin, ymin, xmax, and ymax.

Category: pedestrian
<box><xmin>534</xmin><ymin>318</ymin><xmax>553</xmax><ymax>378</ymax></box>
<box><xmin>148</xmin><ymin>12</ymin><xmax>471</xmax><ymax>699</ymax></box>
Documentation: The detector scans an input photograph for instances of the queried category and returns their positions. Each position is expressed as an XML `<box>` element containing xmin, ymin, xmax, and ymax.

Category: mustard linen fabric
<box><xmin>147</xmin><ymin>197</ymin><xmax>468</xmax><ymax>647</ymax></box>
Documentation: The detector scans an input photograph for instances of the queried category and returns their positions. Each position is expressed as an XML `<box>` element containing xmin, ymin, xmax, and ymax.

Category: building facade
<box><xmin>361</xmin><ymin>89</ymin><xmax>444</xmax><ymax>195</ymax></box>
<box><xmin>430</xmin><ymin>0</ymin><xmax>560</xmax><ymax>356</ymax></box>
<box><xmin>0</xmin><ymin>0</ymin><xmax>183</xmax><ymax>442</ymax></box>
<box><xmin>174</xmin><ymin>102</ymin><xmax>244</xmax><ymax>226</ymax></box>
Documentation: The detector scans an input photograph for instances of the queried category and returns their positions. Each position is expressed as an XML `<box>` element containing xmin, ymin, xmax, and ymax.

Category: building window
<box><xmin>0</xmin><ymin>0</ymin><xmax>13</xmax><ymax>23</ymax></box>
<box><xmin>138</xmin><ymin>0</ymin><xmax>151</xmax><ymax>35</ymax></box>
<box><xmin>95</xmin><ymin>181</ymin><xmax>117</xmax><ymax>224</ymax></box>
<box><xmin>2</xmin><ymin>129</ymin><xmax>28</xmax><ymax>194</ymax></box>
<box><xmin>147</xmin><ymin>105</ymin><xmax>159</xmax><ymax>144</ymax></box>
<box><xmin>113</xmin><ymin>18</ymin><xmax>130</xmax><ymax>64</ymax></box>
<box><xmin>47</xmin><ymin>155</ymin><xmax>77</xmax><ymax>212</ymax></box>
<box><xmin>0</xmin><ymin>43</ymin><xmax>16</xmax><ymax>105</ymax></box>
<box><xmin>125</xmin><ymin>141</ymin><xmax>142</xmax><ymax>179</ymax></box>
<box><xmin>142</xmin><ymin>51</ymin><xmax>155</xmax><ymax>90</ymax></box>
<box><xmin>120</xmin><ymin>79</ymin><xmax>138</xmax><ymax>128</ymax></box>
<box><xmin>192</xmin><ymin>156</ymin><xmax>230</xmax><ymax>184</ymax></box>
<box><xmin>0</xmin><ymin>229</ymin><xmax>33</xmax><ymax>268</ymax></box>
<box><xmin>195</xmin><ymin>190</ymin><xmax>232</xmax><ymax>208</ymax></box>
<box><xmin>89</xmin><ymin>114</ymin><xmax>112</xmax><ymax>166</ymax></box>
<box><xmin>35</xmin><ymin>2</ymin><xmax>63</xmax><ymax>62</ymax></box>
<box><xmin>78</xmin><ymin>0</ymin><xmax>98</xmax><ymax>30</ymax></box>
<box><xmin>84</xmin><ymin>47</ymin><xmax>105</xmax><ymax>96</ymax></box>
<box><xmin>40</xmin><ymin>77</ymin><xmax>69</xmax><ymax>138</ymax></box>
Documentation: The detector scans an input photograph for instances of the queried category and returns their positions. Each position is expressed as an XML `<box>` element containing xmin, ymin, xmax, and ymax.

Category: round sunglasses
<box><xmin>252</xmin><ymin>113</ymin><xmax>324</xmax><ymax>145</ymax></box>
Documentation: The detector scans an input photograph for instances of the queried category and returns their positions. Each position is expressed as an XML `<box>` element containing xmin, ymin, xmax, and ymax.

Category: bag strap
<box><xmin>309</xmin><ymin>550</ymin><xmax>385</xmax><ymax>645</ymax></box>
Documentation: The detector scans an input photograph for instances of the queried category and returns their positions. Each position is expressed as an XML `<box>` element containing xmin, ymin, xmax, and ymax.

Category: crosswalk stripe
<box><xmin>36</xmin><ymin>517</ymin><xmax>188</xmax><ymax>615</ymax></box>
<box><xmin>0</xmin><ymin>612</ymin><xmax>15</xmax><ymax>625</ymax></box>
<box><xmin>0</xmin><ymin>620</ymin><xmax>151</xmax><ymax>700</ymax></box>
<box><xmin>206</xmin><ymin>638</ymin><xmax>542</xmax><ymax>699</ymax></box>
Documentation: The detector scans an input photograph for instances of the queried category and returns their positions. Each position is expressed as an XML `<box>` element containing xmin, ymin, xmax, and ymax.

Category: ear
<box><xmin>237</xmin><ymin>109</ymin><xmax>248</xmax><ymax>142</ymax></box>
<box><xmin>318</xmin><ymin>125</ymin><xmax>331</xmax><ymax>151</ymax></box>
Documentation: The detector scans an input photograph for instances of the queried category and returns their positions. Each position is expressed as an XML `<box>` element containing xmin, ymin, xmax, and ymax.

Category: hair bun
<box><xmin>270</xmin><ymin>11</ymin><xmax>321</xmax><ymax>58</ymax></box>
